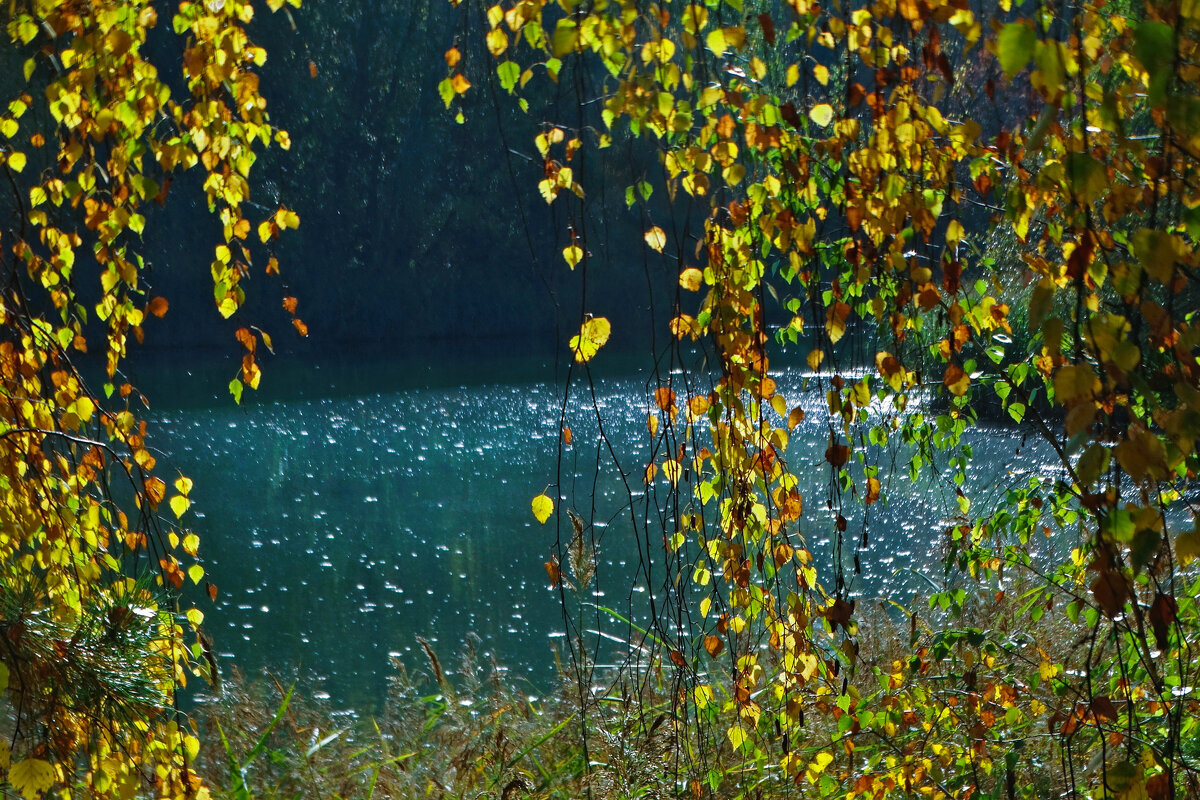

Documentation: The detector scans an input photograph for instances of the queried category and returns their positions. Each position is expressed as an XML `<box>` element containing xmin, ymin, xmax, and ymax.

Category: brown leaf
<box><xmin>1090</xmin><ymin>696</ymin><xmax>1119</xmax><ymax>723</ymax></box>
<box><xmin>828</xmin><ymin>598</ymin><xmax>853</xmax><ymax>630</ymax></box>
<box><xmin>825</xmin><ymin>442</ymin><xmax>849</xmax><ymax>467</ymax></box>
<box><xmin>757</xmin><ymin>13</ymin><xmax>775</xmax><ymax>45</ymax></box>
<box><xmin>944</xmin><ymin>364</ymin><xmax>970</xmax><ymax>396</ymax></box>
<box><xmin>1146</xmin><ymin>774</ymin><xmax>1170</xmax><ymax>800</ymax></box>
<box><xmin>1090</xmin><ymin>570</ymin><xmax>1132</xmax><ymax>617</ymax></box>
<box><xmin>1149</xmin><ymin>593</ymin><xmax>1177</xmax><ymax>651</ymax></box>
<box><xmin>704</xmin><ymin>635</ymin><xmax>725</xmax><ymax>657</ymax></box>
<box><xmin>544</xmin><ymin>558</ymin><xmax>561</xmax><ymax>587</ymax></box>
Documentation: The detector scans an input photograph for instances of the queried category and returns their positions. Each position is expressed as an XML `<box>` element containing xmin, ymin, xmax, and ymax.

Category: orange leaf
<box><xmin>144</xmin><ymin>476</ymin><xmax>166</xmax><ymax>506</ymax></box>
<box><xmin>147</xmin><ymin>297</ymin><xmax>169</xmax><ymax>318</ymax></box>
<box><xmin>544</xmin><ymin>558</ymin><xmax>561</xmax><ymax>587</ymax></box>
<box><xmin>234</xmin><ymin>327</ymin><xmax>256</xmax><ymax>353</ymax></box>
<box><xmin>282</xmin><ymin>296</ymin><xmax>299</xmax><ymax>314</ymax></box>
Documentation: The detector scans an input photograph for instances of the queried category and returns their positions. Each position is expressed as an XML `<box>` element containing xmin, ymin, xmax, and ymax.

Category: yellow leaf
<box><xmin>186</xmin><ymin>607</ymin><xmax>204</xmax><ymax>626</ymax></box>
<box><xmin>946</xmin><ymin>219</ymin><xmax>965</xmax><ymax>247</ymax></box>
<box><xmin>562</xmin><ymin>244</ymin><xmax>584</xmax><ymax>269</ymax></box>
<box><xmin>679</xmin><ymin>268</ymin><xmax>703</xmax><ymax>291</ymax></box>
<box><xmin>188</xmin><ymin>564</ymin><xmax>204</xmax><ymax>585</ymax></box>
<box><xmin>169</xmin><ymin>494</ymin><xmax>191</xmax><ymax>519</ymax></box>
<box><xmin>569</xmin><ymin>316</ymin><xmax>611</xmax><ymax>362</ymax></box>
<box><xmin>275</xmin><ymin>208</ymin><xmax>300</xmax><ymax>229</ymax></box>
<box><xmin>485</xmin><ymin>27</ymin><xmax>508</xmax><ymax>57</ymax></box>
<box><xmin>705</xmin><ymin>28</ymin><xmax>727</xmax><ymax>55</ymax></box>
<box><xmin>183</xmin><ymin>533</ymin><xmax>200</xmax><ymax>556</ymax></box>
<box><xmin>175</xmin><ymin>476</ymin><xmax>194</xmax><ymax>495</ymax></box>
<box><xmin>786</xmin><ymin>64</ymin><xmax>800</xmax><ymax>86</ymax></box>
<box><xmin>1176</xmin><ymin>523</ymin><xmax>1200</xmax><ymax>564</ymax></box>
<box><xmin>727</xmin><ymin>725</ymin><xmax>748</xmax><ymax>749</ymax></box>
<box><xmin>9</xmin><ymin>758</ymin><xmax>55</xmax><ymax>800</ymax></box>
<box><xmin>662</xmin><ymin>459</ymin><xmax>682</xmax><ymax>484</ymax></box>
<box><xmin>1054</xmin><ymin>365</ymin><xmax>1098</xmax><ymax>403</ymax></box>
<box><xmin>813</xmin><ymin>64</ymin><xmax>829</xmax><ymax>85</ymax></box>
<box><xmin>6</xmin><ymin>151</ymin><xmax>26</xmax><ymax>172</ymax></box>
<box><xmin>644</xmin><ymin>226</ymin><xmax>667</xmax><ymax>252</ymax></box>
<box><xmin>825</xmin><ymin>302</ymin><xmax>850</xmax><ymax>343</ymax></box>
<box><xmin>531</xmin><ymin>493</ymin><xmax>553</xmax><ymax>524</ymax></box>
<box><xmin>806</xmin><ymin>751</ymin><xmax>834</xmax><ymax>781</ymax></box>
<box><xmin>809</xmin><ymin>104</ymin><xmax>834</xmax><ymax>127</ymax></box>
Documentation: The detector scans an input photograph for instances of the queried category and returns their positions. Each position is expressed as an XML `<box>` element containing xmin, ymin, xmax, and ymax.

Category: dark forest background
<box><xmin>130</xmin><ymin>1</ymin><xmax>678</xmax><ymax>363</ymax></box>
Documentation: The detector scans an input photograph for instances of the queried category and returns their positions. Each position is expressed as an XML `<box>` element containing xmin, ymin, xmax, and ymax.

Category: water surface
<box><xmin>147</xmin><ymin>354</ymin><xmax>1059</xmax><ymax>706</ymax></box>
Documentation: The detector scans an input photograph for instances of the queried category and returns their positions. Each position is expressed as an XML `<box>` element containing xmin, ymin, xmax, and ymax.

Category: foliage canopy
<box><xmin>449</xmin><ymin>0</ymin><xmax>1200</xmax><ymax>797</ymax></box>
<box><xmin>1</xmin><ymin>0</ymin><xmax>298</xmax><ymax>796</ymax></box>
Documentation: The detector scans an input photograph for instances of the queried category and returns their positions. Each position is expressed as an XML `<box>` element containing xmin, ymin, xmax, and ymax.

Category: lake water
<box><xmin>146</xmin><ymin>352</ymin><xmax>1058</xmax><ymax>708</ymax></box>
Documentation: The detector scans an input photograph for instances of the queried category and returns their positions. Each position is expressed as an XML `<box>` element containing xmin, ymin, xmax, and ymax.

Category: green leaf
<box><xmin>997</xmin><ymin>23</ymin><xmax>1036</xmax><ymax>78</ymax></box>
<box><xmin>229</xmin><ymin>378</ymin><xmax>244</xmax><ymax>404</ymax></box>
<box><xmin>437</xmin><ymin>77</ymin><xmax>454</xmax><ymax>109</ymax></box>
<box><xmin>1134</xmin><ymin>21</ymin><xmax>1175</xmax><ymax>105</ymax></box>
<box><xmin>551</xmin><ymin>19</ymin><xmax>578</xmax><ymax>56</ymax></box>
<box><xmin>497</xmin><ymin>61</ymin><xmax>520</xmax><ymax>93</ymax></box>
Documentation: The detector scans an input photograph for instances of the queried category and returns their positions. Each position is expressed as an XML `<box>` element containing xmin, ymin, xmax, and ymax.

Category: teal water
<box><xmin>146</xmin><ymin>354</ymin><xmax>1058</xmax><ymax>708</ymax></box>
